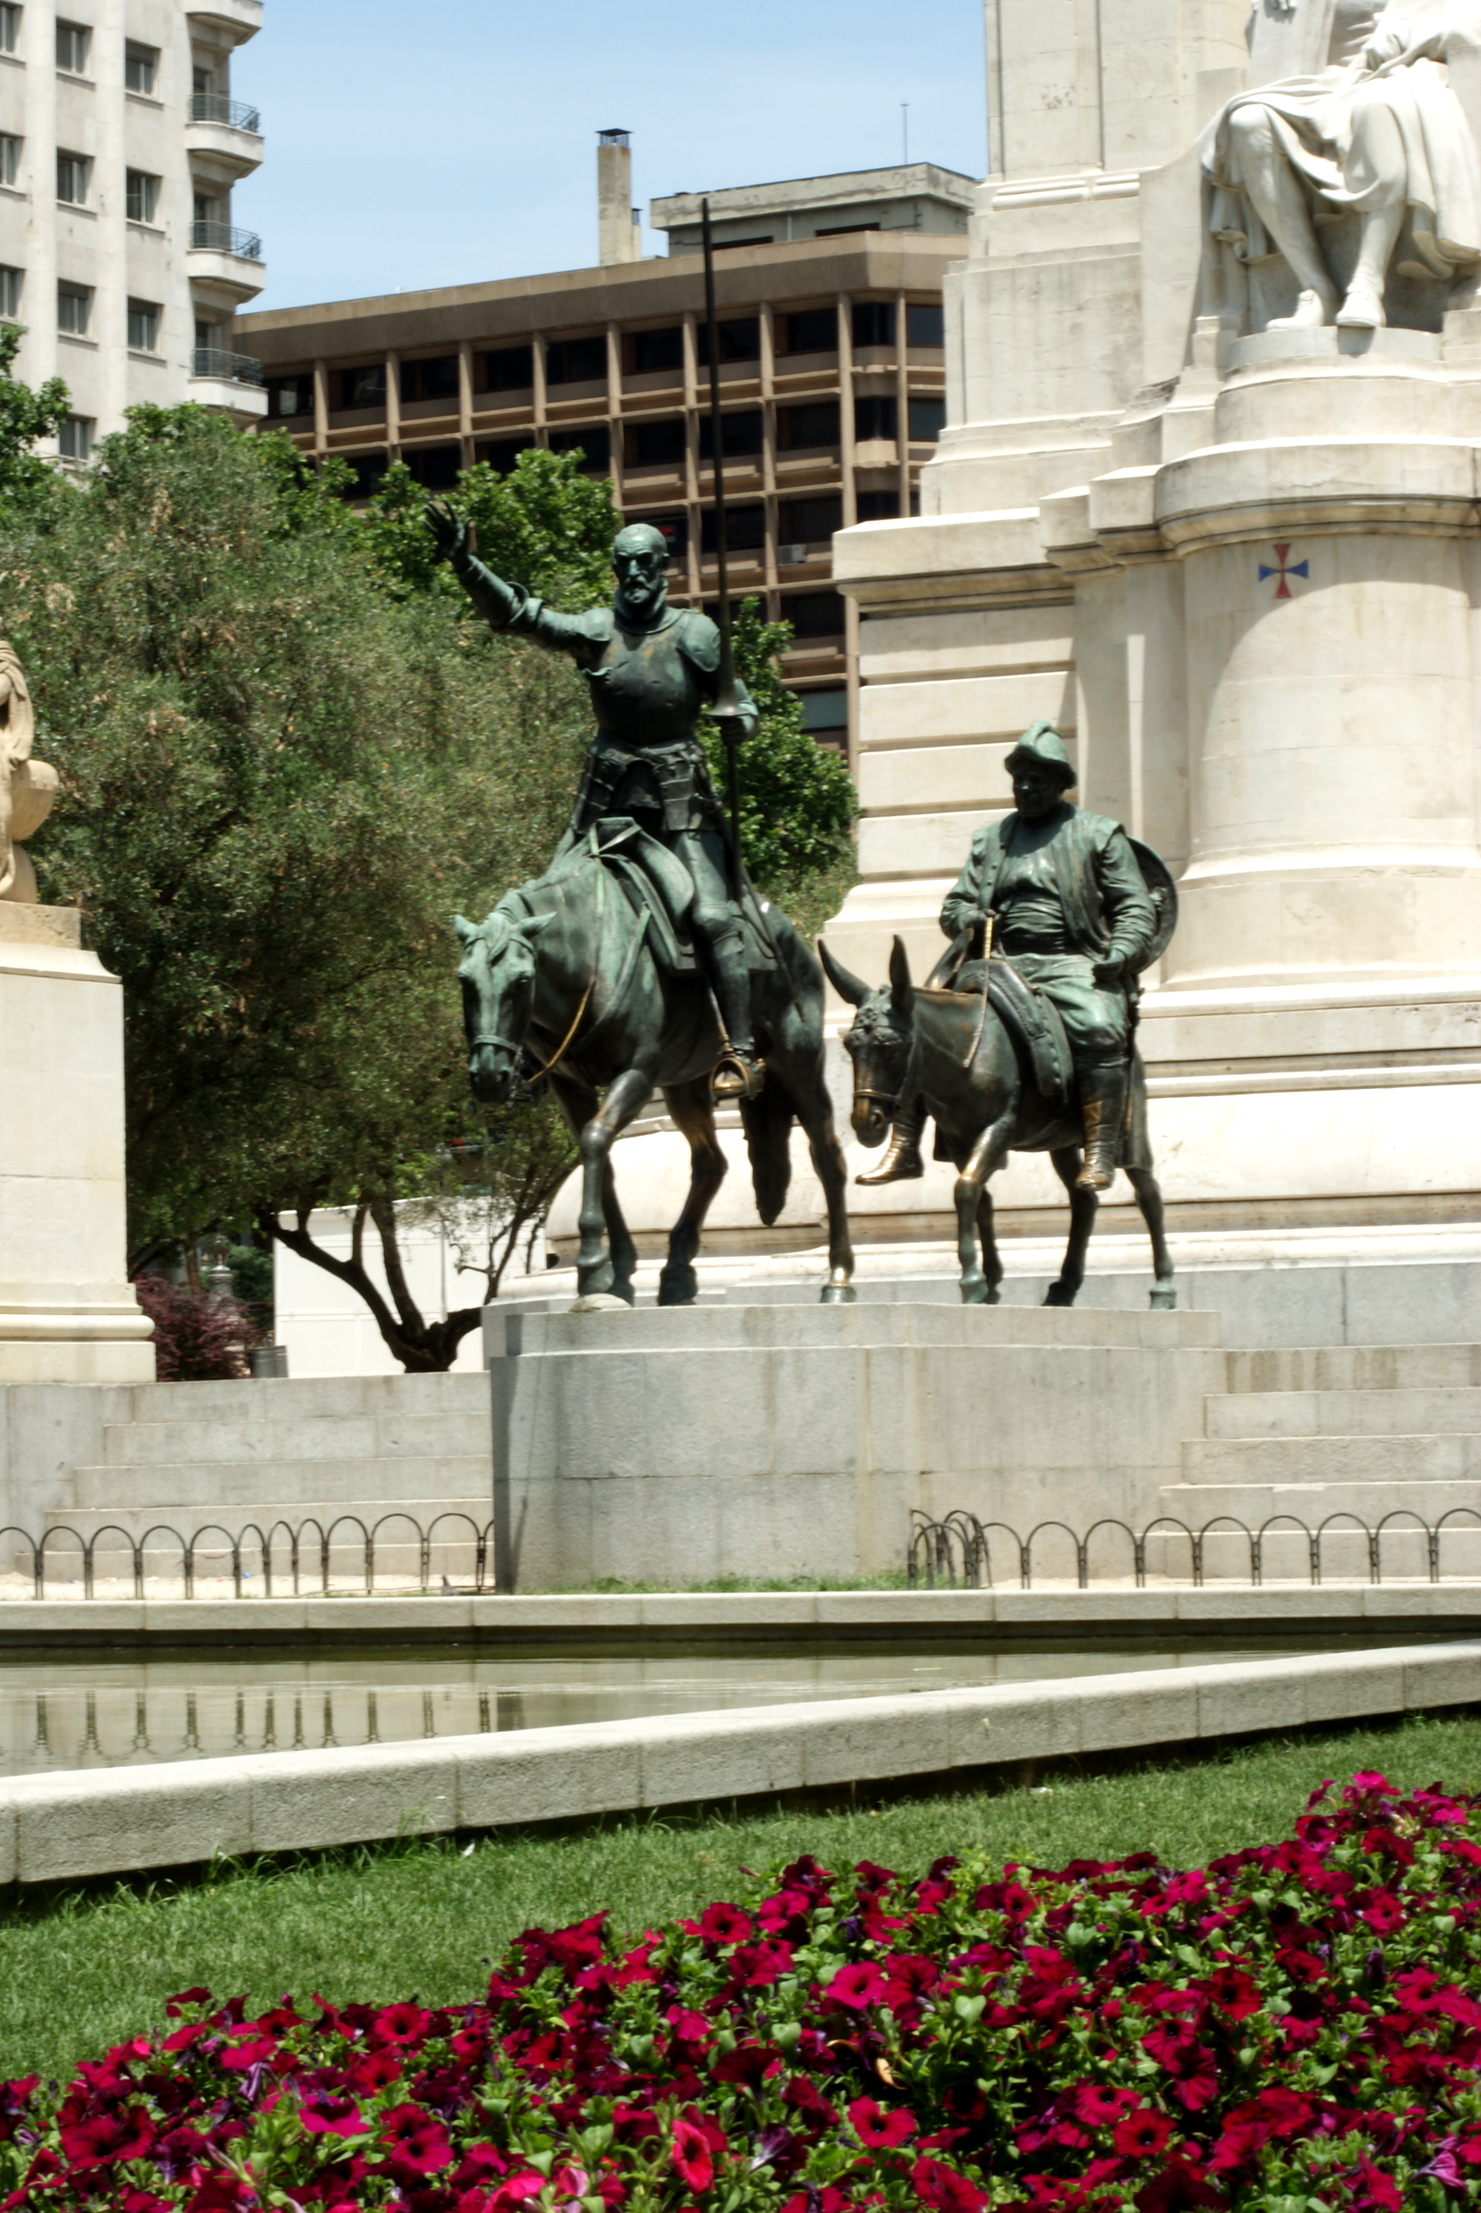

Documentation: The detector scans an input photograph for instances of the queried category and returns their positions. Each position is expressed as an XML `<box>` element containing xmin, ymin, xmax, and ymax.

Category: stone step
<box><xmin>1206</xmin><ymin>1386</ymin><xmax>1481</xmax><ymax>1439</ymax></box>
<box><xmin>1153</xmin><ymin>1481</ymin><xmax>1481</xmax><ymax>1579</ymax></box>
<box><xmin>99</xmin><ymin>1410</ymin><xmax>492</xmax><ymax>1467</ymax></box>
<box><xmin>89</xmin><ymin>1373</ymin><xmax>492</xmax><ymax>1426</ymax></box>
<box><xmin>1182</xmin><ymin>1433</ymin><xmax>1481</xmax><ymax>1484</ymax></box>
<box><xmin>1160</xmin><ymin>1477</ymin><xmax>1481</xmax><ymax>1524</ymax></box>
<box><xmin>66</xmin><ymin>1457</ymin><xmax>494</xmax><ymax>1512</ymax></box>
<box><xmin>1222</xmin><ymin>1344</ymin><xmax>1481</xmax><ymax>1395</ymax></box>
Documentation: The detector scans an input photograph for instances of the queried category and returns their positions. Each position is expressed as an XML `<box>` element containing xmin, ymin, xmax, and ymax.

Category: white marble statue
<box><xmin>0</xmin><ymin>641</ymin><xmax>55</xmax><ymax>905</ymax></box>
<box><xmin>1205</xmin><ymin>0</ymin><xmax>1481</xmax><ymax>327</ymax></box>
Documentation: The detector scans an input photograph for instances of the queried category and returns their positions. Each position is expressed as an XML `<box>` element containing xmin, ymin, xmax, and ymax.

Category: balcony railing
<box><xmin>188</xmin><ymin>93</ymin><xmax>262</xmax><ymax>133</ymax></box>
<box><xmin>191</xmin><ymin>346</ymin><xmax>262</xmax><ymax>386</ymax></box>
<box><xmin>190</xmin><ymin>219</ymin><xmax>263</xmax><ymax>260</ymax></box>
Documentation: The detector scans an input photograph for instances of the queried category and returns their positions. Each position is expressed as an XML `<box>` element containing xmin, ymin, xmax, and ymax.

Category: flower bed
<box><xmin>4</xmin><ymin>1772</ymin><xmax>1481</xmax><ymax>2209</ymax></box>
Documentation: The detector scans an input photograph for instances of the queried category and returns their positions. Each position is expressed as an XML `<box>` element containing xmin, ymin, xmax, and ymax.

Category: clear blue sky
<box><xmin>233</xmin><ymin>0</ymin><xmax>988</xmax><ymax>314</ymax></box>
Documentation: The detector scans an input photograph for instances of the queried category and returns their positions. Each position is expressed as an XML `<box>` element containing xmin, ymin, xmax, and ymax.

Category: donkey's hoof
<box><xmin>1150</xmin><ymin>1285</ymin><xmax>1177</xmax><ymax>1310</ymax></box>
<box><xmin>820</xmin><ymin>1281</ymin><xmax>857</xmax><ymax>1305</ymax></box>
<box><xmin>658</xmin><ymin>1266</ymin><xmax>697</xmax><ymax>1307</ymax></box>
<box><xmin>1043</xmin><ymin>1281</ymin><xmax>1076</xmax><ymax>1308</ymax></box>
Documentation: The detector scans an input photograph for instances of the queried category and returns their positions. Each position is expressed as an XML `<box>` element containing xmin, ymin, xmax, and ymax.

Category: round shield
<box><xmin>1128</xmin><ymin>838</ymin><xmax>1178</xmax><ymax>971</ymax></box>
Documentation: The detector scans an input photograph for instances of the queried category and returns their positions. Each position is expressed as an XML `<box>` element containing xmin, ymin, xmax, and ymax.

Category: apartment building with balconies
<box><xmin>0</xmin><ymin>0</ymin><xmax>266</xmax><ymax>462</ymax></box>
<box><xmin>235</xmin><ymin>156</ymin><xmax>974</xmax><ymax>760</ymax></box>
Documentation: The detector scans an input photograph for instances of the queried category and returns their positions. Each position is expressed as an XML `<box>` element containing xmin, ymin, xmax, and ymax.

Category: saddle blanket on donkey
<box><xmin>549</xmin><ymin>815</ymin><xmax>779</xmax><ymax>979</ymax></box>
<box><xmin>937</xmin><ymin>955</ymin><xmax>1151</xmax><ymax>1168</ymax></box>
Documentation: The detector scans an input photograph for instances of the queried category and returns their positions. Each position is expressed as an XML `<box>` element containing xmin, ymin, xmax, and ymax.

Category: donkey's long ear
<box><xmin>818</xmin><ymin>938</ymin><xmax>870</xmax><ymax>1007</ymax></box>
<box><xmin>453</xmin><ymin>914</ymin><xmax>476</xmax><ymax>945</ymax></box>
<box><xmin>888</xmin><ymin>936</ymin><xmax>915</xmax><ymax>1021</ymax></box>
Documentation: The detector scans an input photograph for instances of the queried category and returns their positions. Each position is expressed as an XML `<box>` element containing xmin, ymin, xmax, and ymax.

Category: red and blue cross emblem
<box><xmin>1259</xmin><ymin>543</ymin><xmax>1308</xmax><ymax>600</ymax></box>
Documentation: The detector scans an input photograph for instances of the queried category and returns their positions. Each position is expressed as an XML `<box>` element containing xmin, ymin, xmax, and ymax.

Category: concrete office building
<box><xmin>0</xmin><ymin>0</ymin><xmax>266</xmax><ymax>462</ymax></box>
<box><xmin>235</xmin><ymin>148</ymin><xmax>975</xmax><ymax>757</ymax></box>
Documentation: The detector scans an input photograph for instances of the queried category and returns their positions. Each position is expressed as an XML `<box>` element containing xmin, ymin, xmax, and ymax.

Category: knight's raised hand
<box><xmin>425</xmin><ymin>497</ymin><xmax>470</xmax><ymax>567</ymax></box>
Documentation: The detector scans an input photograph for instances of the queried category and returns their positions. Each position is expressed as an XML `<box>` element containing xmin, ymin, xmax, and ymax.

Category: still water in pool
<box><xmin>0</xmin><ymin>1641</ymin><xmax>1327</xmax><ymax>1776</ymax></box>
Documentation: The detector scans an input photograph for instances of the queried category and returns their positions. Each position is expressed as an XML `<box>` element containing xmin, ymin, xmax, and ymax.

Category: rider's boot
<box><xmin>707</xmin><ymin>927</ymin><xmax>765</xmax><ymax>1103</ymax></box>
<box><xmin>856</xmin><ymin>1095</ymin><xmax>927</xmax><ymax>1185</ymax></box>
<box><xmin>1076</xmin><ymin>1059</ymin><xmax>1130</xmax><ymax>1192</ymax></box>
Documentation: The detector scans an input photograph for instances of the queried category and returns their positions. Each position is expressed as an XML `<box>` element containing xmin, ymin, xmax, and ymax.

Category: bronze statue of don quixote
<box><xmin>442</xmin><ymin>207</ymin><xmax>1178</xmax><ymax>1312</ymax></box>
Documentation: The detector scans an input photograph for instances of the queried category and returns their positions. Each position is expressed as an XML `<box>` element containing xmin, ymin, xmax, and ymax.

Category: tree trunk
<box><xmin>263</xmin><ymin>1200</ymin><xmax>484</xmax><ymax>1373</ymax></box>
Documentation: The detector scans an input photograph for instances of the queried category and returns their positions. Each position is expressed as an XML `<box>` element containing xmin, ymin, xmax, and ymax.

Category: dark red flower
<box><xmin>848</xmin><ymin>2096</ymin><xmax>917</xmax><ymax>2148</ymax></box>
<box><xmin>672</xmin><ymin>2112</ymin><xmax>717</xmax><ymax>2192</ymax></box>
<box><xmin>1114</xmin><ymin>2109</ymin><xmax>1176</xmax><ymax>2159</ymax></box>
<box><xmin>824</xmin><ymin>1961</ymin><xmax>887</xmax><ymax>2010</ymax></box>
<box><xmin>698</xmin><ymin>1902</ymin><xmax>753</xmax><ymax>1946</ymax></box>
<box><xmin>1074</xmin><ymin>2085</ymin><xmax>1139</xmax><ymax>2127</ymax></box>
<box><xmin>378</xmin><ymin>2102</ymin><xmax>453</xmax><ymax>2175</ymax></box>
<box><xmin>910</xmin><ymin>2153</ymin><xmax>987</xmax><ymax>2209</ymax></box>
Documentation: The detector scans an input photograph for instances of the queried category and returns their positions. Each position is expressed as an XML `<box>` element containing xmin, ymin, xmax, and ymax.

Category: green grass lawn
<box><xmin>2</xmin><ymin>1709</ymin><xmax>1478</xmax><ymax>2086</ymax></box>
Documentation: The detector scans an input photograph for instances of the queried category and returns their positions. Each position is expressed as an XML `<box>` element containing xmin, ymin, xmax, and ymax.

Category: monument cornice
<box><xmin>1154</xmin><ymin>438</ymin><xmax>1481</xmax><ymax>548</ymax></box>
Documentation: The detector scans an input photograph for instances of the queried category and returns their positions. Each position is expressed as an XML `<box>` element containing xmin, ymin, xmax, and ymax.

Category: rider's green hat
<box><xmin>1004</xmin><ymin>722</ymin><xmax>1077</xmax><ymax>789</ymax></box>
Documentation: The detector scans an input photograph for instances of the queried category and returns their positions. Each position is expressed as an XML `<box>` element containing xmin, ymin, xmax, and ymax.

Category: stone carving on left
<box><xmin>0</xmin><ymin>642</ymin><xmax>57</xmax><ymax>904</ymax></box>
<box><xmin>1204</xmin><ymin>0</ymin><xmax>1481</xmax><ymax>331</ymax></box>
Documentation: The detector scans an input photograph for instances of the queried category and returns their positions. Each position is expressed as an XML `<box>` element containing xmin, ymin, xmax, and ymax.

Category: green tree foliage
<box><xmin>0</xmin><ymin>323</ymin><xmax>71</xmax><ymax>515</ymax></box>
<box><xmin>9</xmin><ymin>404</ymin><xmax>580</xmax><ymax>1370</ymax></box>
<box><xmin>363</xmin><ymin>449</ymin><xmax>620</xmax><ymax>608</ymax></box>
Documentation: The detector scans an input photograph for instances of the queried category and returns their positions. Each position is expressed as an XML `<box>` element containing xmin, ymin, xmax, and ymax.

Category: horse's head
<box><xmin>454</xmin><ymin>905</ymin><xmax>554</xmax><ymax>1103</ymax></box>
<box><xmin>819</xmin><ymin>936</ymin><xmax>916</xmax><ymax>1150</ymax></box>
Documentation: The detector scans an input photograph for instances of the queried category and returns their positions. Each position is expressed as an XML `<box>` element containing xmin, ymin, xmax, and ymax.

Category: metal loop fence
<box><xmin>908</xmin><ymin>1506</ymin><xmax>1481</xmax><ymax>1589</ymax></box>
<box><xmin>0</xmin><ymin>1515</ymin><xmax>492</xmax><ymax>1601</ymax></box>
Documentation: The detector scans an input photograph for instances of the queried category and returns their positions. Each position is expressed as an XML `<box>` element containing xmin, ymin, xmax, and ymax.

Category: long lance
<box><xmin>700</xmin><ymin>196</ymin><xmax>745</xmax><ymax>901</ymax></box>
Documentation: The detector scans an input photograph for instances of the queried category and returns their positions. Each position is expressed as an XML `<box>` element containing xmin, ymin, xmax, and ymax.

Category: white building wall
<box><xmin>0</xmin><ymin>0</ymin><xmax>266</xmax><ymax>453</ymax></box>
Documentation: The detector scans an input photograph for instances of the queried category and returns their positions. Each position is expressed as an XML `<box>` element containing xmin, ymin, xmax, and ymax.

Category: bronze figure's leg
<box><xmin>974</xmin><ymin>1184</ymin><xmax>1003</xmax><ymax>1304</ymax></box>
<box><xmin>1045</xmin><ymin>1143</ymin><xmax>1098</xmax><ymax>1307</ymax></box>
<box><xmin>954</xmin><ymin>1113</ymin><xmax>1013</xmax><ymax>1304</ymax></box>
<box><xmin>676</xmin><ymin>826</ymin><xmax>764</xmax><ymax>1102</ymax></box>
<box><xmin>657</xmin><ymin>1077</ymin><xmax>729</xmax><ymax>1307</ymax></box>
<box><xmin>801</xmin><ymin>1094</ymin><xmax>857</xmax><ymax>1304</ymax></box>
<box><xmin>855</xmin><ymin>1094</ymin><xmax>927</xmax><ymax>1185</ymax></box>
<box><xmin>1076</xmin><ymin>1059</ymin><xmax>1130</xmax><ymax>1192</ymax></box>
<box><xmin>1125</xmin><ymin>1163</ymin><xmax>1177</xmax><ymax>1310</ymax></box>
<box><xmin>572</xmin><ymin>1064</ymin><xmax>654</xmax><ymax>1299</ymax></box>
<box><xmin>601</xmin><ymin>1154</ymin><xmax>639</xmax><ymax>1307</ymax></box>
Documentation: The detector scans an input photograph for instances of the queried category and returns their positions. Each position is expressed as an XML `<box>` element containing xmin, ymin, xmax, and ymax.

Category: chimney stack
<box><xmin>597</xmin><ymin>129</ymin><xmax>640</xmax><ymax>266</ymax></box>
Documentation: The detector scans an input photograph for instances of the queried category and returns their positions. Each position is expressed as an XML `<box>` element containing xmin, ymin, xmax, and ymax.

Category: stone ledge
<box><xmin>0</xmin><ymin>901</ymin><xmax>79</xmax><ymax>948</ymax></box>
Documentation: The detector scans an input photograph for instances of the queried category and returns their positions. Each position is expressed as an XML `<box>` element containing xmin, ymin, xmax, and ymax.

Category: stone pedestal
<box><xmin>0</xmin><ymin>905</ymin><xmax>153</xmax><ymax>1383</ymax></box>
<box><xmin>483</xmin><ymin>1301</ymin><xmax>1222</xmax><ymax>1590</ymax></box>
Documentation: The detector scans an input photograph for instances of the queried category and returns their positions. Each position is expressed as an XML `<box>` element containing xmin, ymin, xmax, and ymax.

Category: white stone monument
<box><xmin>0</xmin><ymin>646</ymin><xmax>153</xmax><ymax>1384</ymax></box>
<box><xmin>815</xmin><ymin>0</ymin><xmax>1481</xmax><ymax>1318</ymax></box>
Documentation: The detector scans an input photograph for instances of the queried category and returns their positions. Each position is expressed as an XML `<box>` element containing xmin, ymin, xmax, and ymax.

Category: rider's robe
<box><xmin>457</xmin><ymin>567</ymin><xmax>731</xmax><ymax>837</ymax></box>
<box><xmin>940</xmin><ymin>804</ymin><xmax>1156</xmax><ymax>1065</ymax></box>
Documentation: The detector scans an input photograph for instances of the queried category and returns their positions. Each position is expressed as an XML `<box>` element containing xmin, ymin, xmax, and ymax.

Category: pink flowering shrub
<box><xmin>4</xmin><ymin>1772</ymin><xmax>1481</xmax><ymax>2208</ymax></box>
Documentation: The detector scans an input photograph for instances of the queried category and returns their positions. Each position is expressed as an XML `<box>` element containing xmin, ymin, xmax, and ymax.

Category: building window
<box><xmin>783</xmin><ymin>590</ymin><xmax>845</xmax><ymax>639</ymax></box>
<box><xmin>127</xmin><ymin>297</ymin><xmax>159</xmax><ymax>352</ymax></box>
<box><xmin>908</xmin><ymin>395</ymin><xmax>947</xmax><ymax>442</ymax></box>
<box><xmin>56</xmin><ymin>151</ymin><xmax>88</xmax><ymax>205</ymax></box>
<box><xmin>0</xmin><ymin>134</ymin><xmax>19</xmax><ymax>186</ymax></box>
<box><xmin>266</xmin><ymin>371</ymin><xmax>313</xmax><ymax>419</ymax></box>
<box><xmin>336</xmin><ymin>452</ymin><xmax>388</xmax><ymax>501</ymax></box>
<box><xmin>0</xmin><ymin>8</ymin><xmax>19</xmax><ymax>57</ymax></box>
<box><xmin>478</xmin><ymin>344</ymin><xmax>532</xmax><ymax>393</ymax></box>
<box><xmin>57</xmin><ymin>281</ymin><xmax>90</xmax><ymax>335</ymax></box>
<box><xmin>57</xmin><ymin>414</ymin><xmax>92</xmax><ymax>463</ymax></box>
<box><xmin>548</xmin><ymin>425</ymin><xmax>611</xmax><ymax>472</ymax></box>
<box><xmin>626</xmin><ymin>325</ymin><xmax>682</xmax><ymax>376</ymax></box>
<box><xmin>854</xmin><ymin>395</ymin><xmax>898</xmax><ymax>443</ymax></box>
<box><xmin>696</xmin><ymin>316</ymin><xmax>760</xmax><ymax>366</ymax></box>
<box><xmin>625</xmin><ymin>416</ymin><xmax>684</xmax><ymax>469</ymax></box>
<box><xmin>399</xmin><ymin>354</ymin><xmax>459</xmax><ymax>404</ymax></box>
<box><xmin>800</xmin><ymin>688</ymin><xmax>848</xmax><ymax>739</ymax></box>
<box><xmin>852</xmin><ymin>301</ymin><xmax>895</xmax><ymax>349</ymax></box>
<box><xmin>907</xmin><ymin>302</ymin><xmax>945</xmax><ymax>348</ymax></box>
<box><xmin>545</xmin><ymin>334</ymin><xmax>607</xmax><ymax>386</ymax></box>
<box><xmin>777</xmin><ymin>400</ymin><xmax>840</xmax><ymax>451</ymax></box>
<box><xmin>647</xmin><ymin>512</ymin><xmax>687</xmax><ymax>557</ymax></box>
<box><xmin>856</xmin><ymin>489</ymin><xmax>901</xmax><ymax>522</ymax></box>
<box><xmin>780</xmin><ymin>493</ymin><xmax>843</xmax><ymax>544</ymax></box>
<box><xmin>54</xmin><ymin>18</ymin><xmax>89</xmax><ymax>73</ymax></box>
<box><xmin>124</xmin><ymin>40</ymin><xmax>156</xmax><ymax>94</ymax></box>
<box><xmin>701</xmin><ymin>504</ymin><xmax>765</xmax><ymax>554</ymax></box>
<box><xmin>125</xmin><ymin>169</ymin><xmax>159</xmax><ymax>224</ymax></box>
<box><xmin>402</xmin><ymin>443</ymin><xmax>461</xmax><ymax>491</ymax></box>
<box><xmin>781</xmin><ymin>307</ymin><xmax>837</xmax><ymax>357</ymax></box>
<box><xmin>0</xmin><ymin>266</ymin><xmax>21</xmax><ymax>321</ymax></box>
<box><xmin>335</xmin><ymin>363</ymin><xmax>386</xmax><ymax>411</ymax></box>
<box><xmin>698</xmin><ymin>409</ymin><xmax>763</xmax><ymax>459</ymax></box>
<box><xmin>475</xmin><ymin>436</ymin><xmax>536</xmax><ymax>473</ymax></box>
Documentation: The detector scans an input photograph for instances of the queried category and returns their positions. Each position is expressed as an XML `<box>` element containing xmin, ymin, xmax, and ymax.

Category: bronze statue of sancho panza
<box><xmin>863</xmin><ymin>721</ymin><xmax>1158</xmax><ymax>1192</ymax></box>
<box><xmin>426</xmin><ymin>504</ymin><xmax>766</xmax><ymax>1102</ymax></box>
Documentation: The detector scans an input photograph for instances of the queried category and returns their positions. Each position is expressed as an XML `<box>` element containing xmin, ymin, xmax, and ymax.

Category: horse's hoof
<box><xmin>611</xmin><ymin>1283</ymin><xmax>637</xmax><ymax>1308</ymax></box>
<box><xmin>577</xmin><ymin>1258</ymin><xmax>615</xmax><ymax>1299</ymax></box>
<box><xmin>1043</xmin><ymin>1282</ymin><xmax>1076</xmax><ymax>1308</ymax></box>
<box><xmin>1149</xmin><ymin>1285</ymin><xmax>1177</xmax><ymax>1310</ymax></box>
<box><xmin>960</xmin><ymin>1275</ymin><xmax>989</xmax><ymax>1306</ymax></box>
<box><xmin>658</xmin><ymin>1267</ymin><xmax>697</xmax><ymax>1307</ymax></box>
<box><xmin>986</xmin><ymin>1284</ymin><xmax>1001</xmax><ymax>1305</ymax></box>
<box><xmin>820</xmin><ymin>1282</ymin><xmax>857</xmax><ymax>1305</ymax></box>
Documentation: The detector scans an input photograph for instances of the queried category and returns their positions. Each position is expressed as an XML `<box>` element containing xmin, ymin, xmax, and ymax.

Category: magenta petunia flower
<box><xmin>672</xmin><ymin>2113</ymin><xmax>716</xmax><ymax>2191</ymax></box>
<box><xmin>698</xmin><ymin>1902</ymin><xmax>753</xmax><ymax>1946</ymax></box>
<box><xmin>824</xmin><ymin>1961</ymin><xmax>887</xmax><ymax>2009</ymax></box>
<box><xmin>377</xmin><ymin>2101</ymin><xmax>453</xmax><ymax>2175</ymax></box>
<box><xmin>847</xmin><ymin>2095</ymin><xmax>917</xmax><ymax>2148</ymax></box>
<box><xmin>1113</xmin><ymin>2108</ymin><xmax>1175</xmax><ymax>2158</ymax></box>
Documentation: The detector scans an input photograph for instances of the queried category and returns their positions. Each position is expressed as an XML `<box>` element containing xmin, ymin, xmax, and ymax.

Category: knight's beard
<box><xmin>614</xmin><ymin>580</ymin><xmax>666</xmax><ymax>628</ymax></box>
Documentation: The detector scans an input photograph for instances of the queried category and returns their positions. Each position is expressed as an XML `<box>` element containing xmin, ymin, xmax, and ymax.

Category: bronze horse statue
<box><xmin>820</xmin><ymin>936</ymin><xmax>1175</xmax><ymax>1310</ymax></box>
<box><xmin>456</xmin><ymin>840</ymin><xmax>856</xmax><ymax>1305</ymax></box>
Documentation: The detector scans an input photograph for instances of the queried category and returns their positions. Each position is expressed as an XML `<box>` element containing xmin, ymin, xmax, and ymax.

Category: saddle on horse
<box><xmin>577</xmin><ymin>815</ymin><xmax>779</xmax><ymax>982</ymax></box>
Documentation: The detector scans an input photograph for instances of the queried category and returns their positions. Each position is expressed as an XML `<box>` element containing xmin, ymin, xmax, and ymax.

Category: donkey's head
<box><xmin>819</xmin><ymin>936</ymin><xmax>917</xmax><ymax>1150</ymax></box>
<box><xmin>453</xmin><ymin>905</ymin><xmax>553</xmax><ymax>1103</ymax></box>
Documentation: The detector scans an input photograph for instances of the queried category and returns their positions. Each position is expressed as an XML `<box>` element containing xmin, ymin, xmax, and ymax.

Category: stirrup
<box><xmin>712</xmin><ymin>1047</ymin><xmax>765</xmax><ymax>1103</ymax></box>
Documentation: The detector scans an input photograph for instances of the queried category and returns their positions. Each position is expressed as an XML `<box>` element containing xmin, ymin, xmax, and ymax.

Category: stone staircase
<box><xmin>1161</xmin><ymin>1343</ymin><xmax>1481</xmax><ymax>1578</ymax></box>
<box><xmin>33</xmin><ymin>1373</ymin><xmax>494</xmax><ymax>1561</ymax></box>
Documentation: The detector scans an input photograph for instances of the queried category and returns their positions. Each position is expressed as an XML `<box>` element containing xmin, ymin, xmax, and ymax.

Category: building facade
<box><xmin>0</xmin><ymin>0</ymin><xmax>266</xmax><ymax>462</ymax></box>
<box><xmin>234</xmin><ymin>162</ymin><xmax>975</xmax><ymax>758</ymax></box>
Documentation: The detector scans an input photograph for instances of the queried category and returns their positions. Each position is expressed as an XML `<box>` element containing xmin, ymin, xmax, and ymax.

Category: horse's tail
<box><xmin>740</xmin><ymin>1078</ymin><xmax>796</xmax><ymax>1227</ymax></box>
